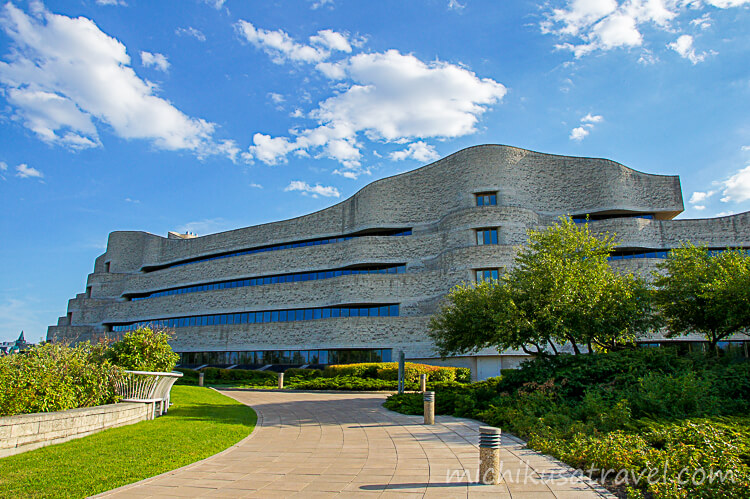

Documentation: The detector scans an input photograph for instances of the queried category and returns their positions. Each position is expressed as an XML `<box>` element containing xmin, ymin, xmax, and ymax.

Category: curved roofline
<box><xmin>132</xmin><ymin>143</ymin><xmax>681</xmax><ymax>240</ymax></box>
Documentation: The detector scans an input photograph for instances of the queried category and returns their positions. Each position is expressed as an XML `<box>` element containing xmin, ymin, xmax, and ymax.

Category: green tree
<box><xmin>106</xmin><ymin>327</ymin><xmax>180</xmax><ymax>372</ymax></box>
<box><xmin>429</xmin><ymin>217</ymin><xmax>656</xmax><ymax>357</ymax></box>
<box><xmin>654</xmin><ymin>243</ymin><xmax>750</xmax><ymax>350</ymax></box>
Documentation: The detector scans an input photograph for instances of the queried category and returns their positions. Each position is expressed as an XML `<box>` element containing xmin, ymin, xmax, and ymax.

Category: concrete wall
<box><xmin>46</xmin><ymin>144</ymin><xmax>750</xmax><ymax>369</ymax></box>
<box><xmin>0</xmin><ymin>402</ymin><xmax>150</xmax><ymax>458</ymax></box>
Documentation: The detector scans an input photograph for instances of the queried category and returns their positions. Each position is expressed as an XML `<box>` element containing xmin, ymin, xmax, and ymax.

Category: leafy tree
<box><xmin>106</xmin><ymin>327</ymin><xmax>180</xmax><ymax>372</ymax></box>
<box><xmin>429</xmin><ymin>217</ymin><xmax>656</xmax><ymax>357</ymax></box>
<box><xmin>653</xmin><ymin>243</ymin><xmax>750</xmax><ymax>350</ymax></box>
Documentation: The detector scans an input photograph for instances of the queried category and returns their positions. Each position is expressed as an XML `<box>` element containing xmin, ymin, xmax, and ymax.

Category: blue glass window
<box><xmin>476</xmin><ymin>228</ymin><xmax>499</xmax><ymax>245</ymax></box>
<box><xmin>476</xmin><ymin>192</ymin><xmax>497</xmax><ymax>206</ymax></box>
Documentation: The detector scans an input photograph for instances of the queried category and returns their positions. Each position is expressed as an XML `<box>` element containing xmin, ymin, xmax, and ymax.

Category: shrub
<box><xmin>322</xmin><ymin>362</ymin><xmax>468</xmax><ymax>383</ymax></box>
<box><xmin>0</xmin><ymin>342</ymin><xmax>121</xmax><ymax>417</ymax></box>
<box><xmin>284</xmin><ymin>368</ymin><xmax>322</xmax><ymax>380</ymax></box>
<box><xmin>105</xmin><ymin>327</ymin><xmax>179</xmax><ymax>372</ymax></box>
<box><xmin>201</xmin><ymin>367</ymin><xmax>277</xmax><ymax>385</ymax></box>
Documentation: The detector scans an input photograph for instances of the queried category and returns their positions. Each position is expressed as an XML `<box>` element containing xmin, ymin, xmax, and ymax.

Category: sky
<box><xmin>1</xmin><ymin>0</ymin><xmax>749</xmax><ymax>343</ymax></box>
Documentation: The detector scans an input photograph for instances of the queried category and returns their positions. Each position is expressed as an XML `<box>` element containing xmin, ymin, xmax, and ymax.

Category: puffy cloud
<box><xmin>720</xmin><ymin>165</ymin><xmax>750</xmax><ymax>203</ymax></box>
<box><xmin>309</xmin><ymin>29</ymin><xmax>352</xmax><ymax>53</ymax></box>
<box><xmin>249</xmin><ymin>182</ymin><xmax>263</xmax><ymax>189</ymax></box>
<box><xmin>448</xmin><ymin>0</ymin><xmax>466</xmax><ymax>10</ymax></box>
<box><xmin>689</xmin><ymin>190</ymin><xmax>715</xmax><ymax>204</ymax></box>
<box><xmin>569</xmin><ymin>126</ymin><xmax>590</xmax><ymax>141</ymax></box>
<box><xmin>235</xmin><ymin>21</ymin><xmax>329</xmax><ymax>63</ymax></box>
<box><xmin>242</xmin><ymin>37</ymin><xmax>506</xmax><ymax>177</ymax></box>
<box><xmin>389</xmin><ymin>141</ymin><xmax>440</xmax><ymax>162</ymax></box>
<box><xmin>581</xmin><ymin>113</ymin><xmax>603</xmax><ymax>123</ymax></box>
<box><xmin>175</xmin><ymin>26</ymin><xmax>206</xmax><ymax>41</ymax></box>
<box><xmin>542</xmin><ymin>0</ymin><xmax>743</xmax><ymax>58</ymax></box>
<box><xmin>140</xmin><ymin>51</ymin><xmax>169</xmax><ymax>72</ymax></box>
<box><xmin>268</xmin><ymin>92</ymin><xmax>285</xmax><ymax>104</ymax></box>
<box><xmin>668</xmin><ymin>35</ymin><xmax>711</xmax><ymax>64</ymax></box>
<box><xmin>0</xmin><ymin>3</ymin><xmax>234</xmax><ymax>159</ymax></box>
<box><xmin>15</xmin><ymin>163</ymin><xmax>43</xmax><ymax>179</ymax></box>
<box><xmin>310</xmin><ymin>0</ymin><xmax>335</xmax><ymax>9</ymax></box>
<box><xmin>284</xmin><ymin>180</ymin><xmax>340</xmax><ymax>198</ymax></box>
<box><xmin>569</xmin><ymin>113</ymin><xmax>603</xmax><ymax>141</ymax></box>
<box><xmin>0</xmin><ymin>161</ymin><xmax>6</xmax><ymax>171</ymax></box>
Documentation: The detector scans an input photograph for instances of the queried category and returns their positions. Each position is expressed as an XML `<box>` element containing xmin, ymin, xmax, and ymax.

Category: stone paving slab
<box><xmin>96</xmin><ymin>390</ymin><xmax>613</xmax><ymax>498</ymax></box>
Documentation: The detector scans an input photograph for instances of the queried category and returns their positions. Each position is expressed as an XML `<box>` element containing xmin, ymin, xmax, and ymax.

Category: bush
<box><xmin>202</xmin><ymin>367</ymin><xmax>277</xmax><ymax>385</ymax></box>
<box><xmin>323</xmin><ymin>362</ymin><xmax>468</xmax><ymax>383</ymax></box>
<box><xmin>284</xmin><ymin>368</ymin><xmax>322</xmax><ymax>380</ymax></box>
<box><xmin>0</xmin><ymin>342</ymin><xmax>121</xmax><ymax>417</ymax></box>
<box><xmin>105</xmin><ymin>327</ymin><xmax>179</xmax><ymax>372</ymax></box>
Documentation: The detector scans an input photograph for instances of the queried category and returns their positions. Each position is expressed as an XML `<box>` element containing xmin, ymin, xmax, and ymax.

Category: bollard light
<box><xmin>278</xmin><ymin>372</ymin><xmax>284</xmax><ymax>389</ymax></box>
<box><xmin>420</xmin><ymin>373</ymin><xmax>427</xmax><ymax>392</ymax></box>
<box><xmin>198</xmin><ymin>372</ymin><xmax>204</xmax><ymax>387</ymax></box>
<box><xmin>423</xmin><ymin>391</ymin><xmax>435</xmax><ymax>425</ymax></box>
<box><xmin>479</xmin><ymin>426</ymin><xmax>502</xmax><ymax>485</ymax></box>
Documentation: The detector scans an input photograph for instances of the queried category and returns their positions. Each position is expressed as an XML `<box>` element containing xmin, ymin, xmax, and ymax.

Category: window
<box><xmin>104</xmin><ymin>261</ymin><xmax>110</xmax><ymax>273</ymax></box>
<box><xmin>475</xmin><ymin>268</ymin><xmax>500</xmax><ymax>282</ymax></box>
<box><xmin>475</xmin><ymin>192</ymin><xmax>497</xmax><ymax>206</ymax></box>
<box><xmin>476</xmin><ymin>228</ymin><xmax>499</xmax><ymax>245</ymax></box>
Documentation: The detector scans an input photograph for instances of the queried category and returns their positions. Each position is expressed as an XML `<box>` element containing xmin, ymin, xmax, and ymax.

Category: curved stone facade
<box><xmin>47</xmin><ymin>145</ymin><xmax>750</xmax><ymax>374</ymax></box>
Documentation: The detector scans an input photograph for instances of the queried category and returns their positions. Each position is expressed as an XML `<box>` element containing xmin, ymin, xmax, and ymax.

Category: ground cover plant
<box><xmin>384</xmin><ymin>348</ymin><xmax>750</xmax><ymax>498</ymax></box>
<box><xmin>0</xmin><ymin>386</ymin><xmax>256</xmax><ymax>499</ymax></box>
<box><xmin>176</xmin><ymin>362</ymin><xmax>470</xmax><ymax>391</ymax></box>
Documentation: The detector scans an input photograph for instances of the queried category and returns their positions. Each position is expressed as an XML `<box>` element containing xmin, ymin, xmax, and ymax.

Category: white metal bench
<box><xmin>115</xmin><ymin>371</ymin><xmax>183</xmax><ymax>420</ymax></box>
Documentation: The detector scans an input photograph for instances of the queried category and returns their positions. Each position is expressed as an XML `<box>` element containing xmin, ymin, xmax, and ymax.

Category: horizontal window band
<box><xmin>178</xmin><ymin>348</ymin><xmax>393</xmax><ymax>366</ymax></box>
<box><xmin>110</xmin><ymin>304</ymin><xmax>400</xmax><ymax>332</ymax></box>
<box><xmin>129</xmin><ymin>264</ymin><xmax>406</xmax><ymax>301</ymax></box>
<box><xmin>142</xmin><ymin>228</ymin><xmax>412</xmax><ymax>272</ymax></box>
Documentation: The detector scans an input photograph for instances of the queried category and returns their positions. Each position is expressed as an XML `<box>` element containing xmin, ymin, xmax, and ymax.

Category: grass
<box><xmin>0</xmin><ymin>386</ymin><xmax>256</xmax><ymax>499</ymax></box>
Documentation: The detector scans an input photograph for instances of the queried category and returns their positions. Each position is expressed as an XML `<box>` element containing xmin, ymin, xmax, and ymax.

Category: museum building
<box><xmin>47</xmin><ymin>145</ymin><xmax>750</xmax><ymax>379</ymax></box>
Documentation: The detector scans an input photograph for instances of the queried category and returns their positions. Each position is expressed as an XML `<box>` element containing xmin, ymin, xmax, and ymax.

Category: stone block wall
<box><xmin>0</xmin><ymin>402</ymin><xmax>150</xmax><ymax>458</ymax></box>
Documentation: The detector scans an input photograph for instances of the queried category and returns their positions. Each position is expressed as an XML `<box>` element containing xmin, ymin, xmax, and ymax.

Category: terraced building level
<box><xmin>47</xmin><ymin>145</ymin><xmax>750</xmax><ymax>379</ymax></box>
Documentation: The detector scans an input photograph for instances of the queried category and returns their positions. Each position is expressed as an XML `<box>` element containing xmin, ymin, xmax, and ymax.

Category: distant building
<box><xmin>47</xmin><ymin>145</ymin><xmax>750</xmax><ymax>379</ymax></box>
<box><xmin>0</xmin><ymin>331</ymin><xmax>32</xmax><ymax>355</ymax></box>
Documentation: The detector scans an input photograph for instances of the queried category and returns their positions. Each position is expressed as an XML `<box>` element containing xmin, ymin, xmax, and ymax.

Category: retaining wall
<box><xmin>0</xmin><ymin>402</ymin><xmax>149</xmax><ymax>458</ymax></box>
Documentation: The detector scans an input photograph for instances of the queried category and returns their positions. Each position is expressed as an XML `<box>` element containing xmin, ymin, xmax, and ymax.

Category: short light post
<box><xmin>398</xmin><ymin>351</ymin><xmax>405</xmax><ymax>394</ymax></box>
<box><xmin>423</xmin><ymin>391</ymin><xmax>435</xmax><ymax>425</ymax></box>
<box><xmin>420</xmin><ymin>374</ymin><xmax>427</xmax><ymax>392</ymax></box>
<box><xmin>278</xmin><ymin>372</ymin><xmax>284</xmax><ymax>389</ymax></box>
<box><xmin>479</xmin><ymin>426</ymin><xmax>502</xmax><ymax>485</ymax></box>
<box><xmin>198</xmin><ymin>372</ymin><xmax>204</xmax><ymax>387</ymax></box>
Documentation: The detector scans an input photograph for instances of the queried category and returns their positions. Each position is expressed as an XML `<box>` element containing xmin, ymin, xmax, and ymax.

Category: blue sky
<box><xmin>1</xmin><ymin>0</ymin><xmax>749</xmax><ymax>342</ymax></box>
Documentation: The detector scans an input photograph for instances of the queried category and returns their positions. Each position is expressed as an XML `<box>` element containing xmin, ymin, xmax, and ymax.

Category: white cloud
<box><xmin>0</xmin><ymin>161</ymin><xmax>7</xmax><ymax>171</ymax></box>
<box><xmin>235</xmin><ymin>21</ymin><xmax>329</xmax><ymax>64</ymax></box>
<box><xmin>241</xmin><ymin>31</ymin><xmax>506</xmax><ymax>178</ymax></box>
<box><xmin>719</xmin><ymin>165</ymin><xmax>750</xmax><ymax>203</ymax></box>
<box><xmin>15</xmin><ymin>163</ymin><xmax>43</xmax><ymax>179</ymax></box>
<box><xmin>668</xmin><ymin>35</ymin><xmax>712</xmax><ymax>64</ymax></box>
<box><xmin>741</xmin><ymin>145</ymin><xmax>750</xmax><ymax>151</ymax></box>
<box><xmin>124</xmin><ymin>197</ymin><xmax>140</xmax><ymax>203</ymax></box>
<box><xmin>389</xmin><ymin>141</ymin><xmax>440</xmax><ymax>162</ymax></box>
<box><xmin>690</xmin><ymin>13</ymin><xmax>712</xmax><ymax>30</ymax></box>
<box><xmin>689</xmin><ymin>190</ymin><xmax>715</xmax><ymax>204</ymax></box>
<box><xmin>140</xmin><ymin>51</ymin><xmax>169</xmax><ymax>72</ymax></box>
<box><xmin>569</xmin><ymin>113</ymin><xmax>603</xmax><ymax>141</ymax></box>
<box><xmin>284</xmin><ymin>180</ymin><xmax>340</xmax><ymax>198</ymax></box>
<box><xmin>542</xmin><ymin>0</ymin><xmax>745</xmax><ymax>58</ymax></box>
<box><xmin>249</xmin><ymin>182</ymin><xmax>263</xmax><ymax>189</ymax></box>
<box><xmin>569</xmin><ymin>126</ymin><xmax>590</xmax><ymax>141</ymax></box>
<box><xmin>693</xmin><ymin>205</ymin><xmax>706</xmax><ymax>210</ymax></box>
<box><xmin>175</xmin><ymin>27</ymin><xmax>206</xmax><ymax>42</ymax></box>
<box><xmin>96</xmin><ymin>0</ymin><xmax>126</xmax><ymax>5</ymax></box>
<box><xmin>581</xmin><ymin>113</ymin><xmax>603</xmax><ymax>123</ymax></box>
<box><xmin>0</xmin><ymin>4</ymin><xmax>234</xmax><ymax>159</ymax></box>
<box><xmin>310</xmin><ymin>0</ymin><xmax>334</xmax><ymax>9</ymax></box>
<box><xmin>203</xmin><ymin>0</ymin><xmax>225</xmax><ymax>9</ymax></box>
<box><xmin>310</xmin><ymin>29</ymin><xmax>352</xmax><ymax>53</ymax></box>
<box><xmin>448</xmin><ymin>0</ymin><xmax>466</xmax><ymax>10</ymax></box>
<box><xmin>268</xmin><ymin>92</ymin><xmax>285</xmax><ymax>104</ymax></box>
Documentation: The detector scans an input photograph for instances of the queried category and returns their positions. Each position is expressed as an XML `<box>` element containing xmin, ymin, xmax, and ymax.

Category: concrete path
<box><xmin>98</xmin><ymin>390</ymin><xmax>612</xmax><ymax>498</ymax></box>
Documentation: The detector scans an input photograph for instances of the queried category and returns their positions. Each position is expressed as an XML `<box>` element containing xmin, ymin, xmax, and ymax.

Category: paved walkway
<box><xmin>98</xmin><ymin>390</ymin><xmax>612</xmax><ymax>498</ymax></box>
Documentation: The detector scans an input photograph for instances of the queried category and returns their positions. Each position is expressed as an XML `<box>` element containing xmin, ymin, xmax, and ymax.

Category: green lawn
<box><xmin>0</xmin><ymin>386</ymin><xmax>256</xmax><ymax>499</ymax></box>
